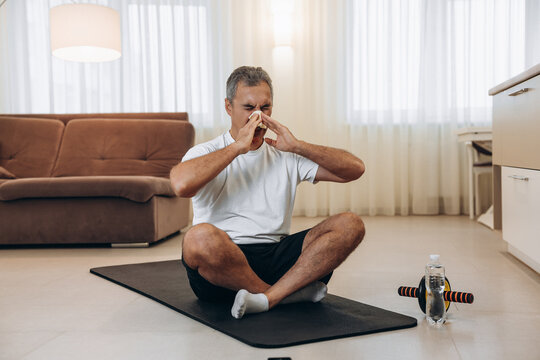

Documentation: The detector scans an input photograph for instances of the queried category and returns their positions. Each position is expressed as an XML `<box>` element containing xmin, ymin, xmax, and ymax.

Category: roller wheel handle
<box><xmin>443</xmin><ymin>290</ymin><xmax>474</xmax><ymax>304</ymax></box>
<box><xmin>398</xmin><ymin>286</ymin><xmax>474</xmax><ymax>304</ymax></box>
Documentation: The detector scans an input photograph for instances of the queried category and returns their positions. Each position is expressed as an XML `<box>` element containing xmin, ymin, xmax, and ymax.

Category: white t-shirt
<box><xmin>182</xmin><ymin>131</ymin><xmax>319</xmax><ymax>244</ymax></box>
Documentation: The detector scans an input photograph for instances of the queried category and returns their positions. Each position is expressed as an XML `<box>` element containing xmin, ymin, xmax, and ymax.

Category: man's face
<box><xmin>226</xmin><ymin>81</ymin><xmax>273</xmax><ymax>150</ymax></box>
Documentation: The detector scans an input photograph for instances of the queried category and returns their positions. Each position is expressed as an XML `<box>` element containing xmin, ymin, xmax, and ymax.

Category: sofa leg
<box><xmin>111</xmin><ymin>242</ymin><xmax>150</xmax><ymax>248</ymax></box>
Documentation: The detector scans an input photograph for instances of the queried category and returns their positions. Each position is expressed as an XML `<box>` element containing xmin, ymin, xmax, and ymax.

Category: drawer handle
<box><xmin>508</xmin><ymin>175</ymin><xmax>529</xmax><ymax>181</ymax></box>
<box><xmin>508</xmin><ymin>88</ymin><xmax>529</xmax><ymax>96</ymax></box>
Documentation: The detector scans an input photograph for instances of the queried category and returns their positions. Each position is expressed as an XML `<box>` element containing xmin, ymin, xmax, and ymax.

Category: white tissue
<box><xmin>249</xmin><ymin>110</ymin><xmax>267</xmax><ymax>129</ymax></box>
<box><xmin>248</xmin><ymin>110</ymin><xmax>262</xmax><ymax>119</ymax></box>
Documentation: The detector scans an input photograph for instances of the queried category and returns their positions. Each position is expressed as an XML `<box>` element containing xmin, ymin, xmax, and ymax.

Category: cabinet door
<box><xmin>493</xmin><ymin>75</ymin><xmax>540</xmax><ymax>170</ymax></box>
<box><xmin>502</xmin><ymin>166</ymin><xmax>540</xmax><ymax>270</ymax></box>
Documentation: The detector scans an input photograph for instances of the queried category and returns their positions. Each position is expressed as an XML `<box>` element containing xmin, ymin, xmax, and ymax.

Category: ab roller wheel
<box><xmin>398</xmin><ymin>276</ymin><xmax>474</xmax><ymax>313</ymax></box>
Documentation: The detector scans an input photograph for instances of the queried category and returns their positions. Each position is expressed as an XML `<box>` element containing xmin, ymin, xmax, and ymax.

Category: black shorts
<box><xmin>182</xmin><ymin>228</ymin><xmax>333</xmax><ymax>303</ymax></box>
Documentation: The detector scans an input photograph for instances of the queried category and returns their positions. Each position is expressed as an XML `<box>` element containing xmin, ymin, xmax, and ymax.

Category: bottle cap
<box><xmin>429</xmin><ymin>254</ymin><xmax>440</xmax><ymax>263</ymax></box>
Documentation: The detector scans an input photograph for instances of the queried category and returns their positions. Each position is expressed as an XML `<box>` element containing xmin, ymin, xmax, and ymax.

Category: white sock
<box><xmin>280</xmin><ymin>281</ymin><xmax>328</xmax><ymax>305</ymax></box>
<box><xmin>230</xmin><ymin>282</ymin><xmax>327</xmax><ymax>319</ymax></box>
<box><xmin>231</xmin><ymin>289</ymin><xmax>269</xmax><ymax>319</ymax></box>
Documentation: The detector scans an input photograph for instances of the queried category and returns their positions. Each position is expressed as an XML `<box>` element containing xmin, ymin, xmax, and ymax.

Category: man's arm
<box><xmin>295</xmin><ymin>141</ymin><xmax>365</xmax><ymax>183</ymax></box>
<box><xmin>262</xmin><ymin>113</ymin><xmax>365</xmax><ymax>183</ymax></box>
<box><xmin>170</xmin><ymin>144</ymin><xmax>242</xmax><ymax>197</ymax></box>
<box><xmin>170</xmin><ymin>114</ymin><xmax>263</xmax><ymax>197</ymax></box>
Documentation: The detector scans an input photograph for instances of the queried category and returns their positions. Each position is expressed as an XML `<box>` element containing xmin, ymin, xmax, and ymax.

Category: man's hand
<box><xmin>261</xmin><ymin>113</ymin><xmax>300</xmax><ymax>152</ymax></box>
<box><xmin>260</xmin><ymin>113</ymin><xmax>364</xmax><ymax>183</ymax></box>
<box><xmin>235</xmin><ymin>113</ymin><xmax>264</xmax><ymax>154</ymax></box>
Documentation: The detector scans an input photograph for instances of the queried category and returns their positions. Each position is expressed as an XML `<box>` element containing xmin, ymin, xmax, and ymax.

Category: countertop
<box><xmin>488</xmin><ymin>62</ymin><xmax>540</xmax><ymax>96</ymax></box>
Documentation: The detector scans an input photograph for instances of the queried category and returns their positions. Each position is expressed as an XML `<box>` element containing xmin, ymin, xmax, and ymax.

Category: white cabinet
<box><xmin>493</xmin><ymin>74</ymin><xmax>540</xmax><ymax>169</ymax></box>
<box><xmin>501</xmin><ymin>166</ymin><xmax>540</xmax><ymax>273</ymax></box>
<box><xmin>490</xmin><ymin>64</ymin><xmax>540</xmax><ymax>273</ymax></box>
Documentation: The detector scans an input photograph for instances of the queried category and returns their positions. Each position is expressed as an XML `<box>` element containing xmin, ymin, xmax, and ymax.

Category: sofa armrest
<box><xmin>0</xmin><ymin>176</ymin><xmax>175</xmax><ymax>203</ymax></box>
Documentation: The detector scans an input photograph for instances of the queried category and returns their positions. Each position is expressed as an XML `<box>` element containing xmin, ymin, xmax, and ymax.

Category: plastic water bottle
<box><xmin>425</xmin><ymin>254</ymin><xmax>446</xmax><ymax>327</ymax></box>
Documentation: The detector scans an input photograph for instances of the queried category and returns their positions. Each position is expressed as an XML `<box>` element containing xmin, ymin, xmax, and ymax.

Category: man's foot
<box><xmin>231</xmin><ymin>282</ymin><xmax>328</xmax><ymax>319</ymax></box>
<box><xmin>231</xmin><ymin>290</ymin><xmax>269</xmax><ymax>319</ymax></box>
<box><xmin>281</xmin><ymin>281</ymin><xmax>327</xmax><ymax>304</ymax></box>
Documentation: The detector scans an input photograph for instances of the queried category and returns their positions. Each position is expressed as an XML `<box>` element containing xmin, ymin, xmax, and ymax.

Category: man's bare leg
<box><xmin>182</xmin><ymin>223</ymin><xmax>270</xmax><ymax>294</ymax></box>
<box><xmin>183</xmin><ymin>223</ymin><xmax>342</xmax><ymax>317</ymax></box>
<box><xmin>231</xmin><ymin>212</ymin><xmax>365</xmax><ymax>318</ymax></box>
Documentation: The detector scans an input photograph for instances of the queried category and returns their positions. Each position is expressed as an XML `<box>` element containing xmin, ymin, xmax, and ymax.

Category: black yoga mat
<box><xmin>90</xmin><ymin>260</ymin><xmax>417</xmax><ymax>348</ymax></box>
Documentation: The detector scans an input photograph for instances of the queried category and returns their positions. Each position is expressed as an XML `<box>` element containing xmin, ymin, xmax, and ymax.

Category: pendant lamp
<box><xmin>50</xmin><ymin>3</ymin><xmax>121</xmax><ymax>62</ymax></box>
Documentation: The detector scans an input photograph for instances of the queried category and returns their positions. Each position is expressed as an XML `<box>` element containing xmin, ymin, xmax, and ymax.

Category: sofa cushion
<box><xmin>0</xmin><ymin>166</ymin><xmax>16</xmax><ymax>179</ymax></box>
<box><xmin>0</xmin><ymin>117</ymin><xmax>64</xmax><ymax>178</ymax></box>
<box><xmin>52</xmin><ymin>119</ymin><xmax>195</xmax><ymax>178</ymax></box>
<box><xmin>0</xmin><ymin>176</ymin><xmax>175</xmax><ymax>203</ymax></box>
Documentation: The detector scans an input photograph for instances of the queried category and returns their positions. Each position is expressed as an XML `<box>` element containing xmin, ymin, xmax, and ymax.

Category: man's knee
<box><xmin>182</xmin><ymin>223</ymin><xmax>226</xmax><ymax>267</ymax></box>
<box><xmin>336</xmin><ymin>212</ymin><xmax>365</xmax><ymax>246</ymax></box>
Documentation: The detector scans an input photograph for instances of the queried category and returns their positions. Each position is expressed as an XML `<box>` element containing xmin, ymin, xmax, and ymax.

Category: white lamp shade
<box><xmin>50</xmin><ymin>4</ymin><xmax>121</xmax><ymax>62</ymax></box>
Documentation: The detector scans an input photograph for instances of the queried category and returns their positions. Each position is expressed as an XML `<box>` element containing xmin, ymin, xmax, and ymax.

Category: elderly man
<box><xmin>170</xmin><ymin>66</ymin><xmax>365</xmax><ymax>319</ymax></box>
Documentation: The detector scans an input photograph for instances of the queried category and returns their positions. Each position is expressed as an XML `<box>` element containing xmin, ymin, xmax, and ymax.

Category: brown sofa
<box><xmin>0</xmin><ymin>113</ymin><xmax>194</xmax><ymax>246</ymax></box>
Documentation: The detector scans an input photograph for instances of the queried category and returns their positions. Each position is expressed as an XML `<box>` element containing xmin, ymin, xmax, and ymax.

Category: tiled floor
<box><xmin>1</xmin><ymin>216</ymin><xmax>539</xmax><ymax>360</ymax></box>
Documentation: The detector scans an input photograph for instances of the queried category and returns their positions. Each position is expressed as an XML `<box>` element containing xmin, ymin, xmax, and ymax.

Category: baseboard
<box><xmin>507</xmin><ymin>244</ymin><xmax>540</xmax><ymax>274</ymax></box>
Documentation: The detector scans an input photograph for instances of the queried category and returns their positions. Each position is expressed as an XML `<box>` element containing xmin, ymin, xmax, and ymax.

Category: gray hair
<box><xmin>226</xmin><ymin>66</ymin><xmax>273</xmax><ymax>103</ymax></box>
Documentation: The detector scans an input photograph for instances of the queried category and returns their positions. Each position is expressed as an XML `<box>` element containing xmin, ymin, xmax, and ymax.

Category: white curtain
<box><xmin>1</xmin><ymin>0</ymin><xmax>539</xmax><ymax>216</ymax></box>
<box><xmin>289</xmin><ymin>0</ymin><xmax>539</xmax><ymax>216</ymax></box>
<box><xmin>329</xmin><ymin>0</ymin><xmax>531</xmax><ymax>216</ymax></box>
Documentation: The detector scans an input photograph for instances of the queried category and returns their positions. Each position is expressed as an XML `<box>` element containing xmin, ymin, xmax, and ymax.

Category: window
<box><xmin>4</xmin><ymin>0</ymin><xmax>213</xmax><ymax>126</ymax></box>
<box><xmin>346</xmin><ymin>0</ymin><xmax>526</xmax><ymax>124</ymax></box>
